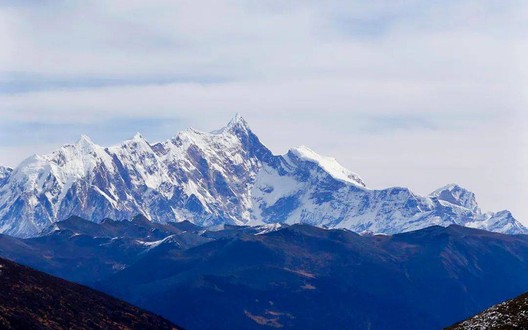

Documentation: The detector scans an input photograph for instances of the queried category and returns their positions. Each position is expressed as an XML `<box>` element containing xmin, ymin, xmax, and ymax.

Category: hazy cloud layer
<box><xmin>1</xmin><ymin>1</ymin><xmax>527</xmax><ymax>221</ymax></box>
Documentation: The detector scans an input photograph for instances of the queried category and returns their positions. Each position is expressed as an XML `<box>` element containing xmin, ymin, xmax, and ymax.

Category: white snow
<box><xmin>289</xmin><ymin>146</ymin><xmax>365</xmax><ymax>187</ymax></box>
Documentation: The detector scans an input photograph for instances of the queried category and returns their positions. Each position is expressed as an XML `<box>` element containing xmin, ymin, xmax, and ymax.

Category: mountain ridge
<box><xmin>2</xmin><ymin>216</ymin><xmax>528</xmax><ymax>329</ymax></box>
<box><xmin>0</xmin><ymin>115</ymin><xmax>525</xmax><ymax>237</ymax></box>
<box><xmin>0</xmin><ymin>256</ymin><xmax>180</xmax><ymax>329</ymax></box>
<box><xmin>95</xmin><ymin>221</ymin><xmax>528</xmax><ymax>330</ymax></box>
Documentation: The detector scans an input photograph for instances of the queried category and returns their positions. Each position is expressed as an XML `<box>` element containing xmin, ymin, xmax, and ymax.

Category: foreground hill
<box><xmin>0</xmin><ymin>115</ymin><xmax>524</xmax><ymax>237</ymax></box>
<box><xmin>0</xmin><ymin>257</ymin><xmax>180</xmax><ymax>330</ymax></box>
<box><xmin>447</xmin><ymin>291</ymin><xmax>528</xmax><ymax>329</ymax></box>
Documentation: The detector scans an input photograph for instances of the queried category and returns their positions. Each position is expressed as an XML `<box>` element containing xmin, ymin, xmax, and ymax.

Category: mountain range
<box><xmin>0</xmin><ymin>114</ymin><xmax>525</xmax><ymax>237</ymax></box>
<box><xmin>1</xmin><ymin>215</ymin><xmax>528</xmax><ymax>329</ymax></box>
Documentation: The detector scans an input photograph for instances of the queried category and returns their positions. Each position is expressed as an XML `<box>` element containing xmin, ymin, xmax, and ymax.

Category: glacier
<box><xmin>0</xmin><ymin>114</ymin><xmax>525</xmax><ymax>237</ymax></box>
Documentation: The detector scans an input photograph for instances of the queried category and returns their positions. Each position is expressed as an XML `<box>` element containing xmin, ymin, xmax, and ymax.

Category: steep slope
<box><xmin>447</xmin><ymin>291</ymin><xmax>528</xmax><ymax>329</ymax></box>
<box><xmin>0</xmin><ymin>166</ymin><xmax>11</xmax><ymax>186</ymax></box>
<box><xmin>0</xmin><ymin>115</ymin><xmax>525</xmax><ymax>237</ymax></box>
<box><xmin>0</xmin><ymin>257</ymin><xmax>180</xmax><ymax>330</ymax></box>
<box><xmin>97</xmin><ymin>225</ymin><xmax>528</xmax><ymax>330</ymax></box>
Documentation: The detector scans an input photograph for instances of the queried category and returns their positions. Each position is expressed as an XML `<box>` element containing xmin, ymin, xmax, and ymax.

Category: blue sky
<box><xmin>0</xmin><ymin>0</ymin><xmax>527</xmax><ymax>222</ymax></box>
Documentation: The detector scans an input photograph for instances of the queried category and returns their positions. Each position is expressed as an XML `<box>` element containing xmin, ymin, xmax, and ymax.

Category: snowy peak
<box><xmin>212</xmin><ymin>113</ymin><xmax>252</xmax><ymax>136</ymax></box>
<box><xmin>131</xmin><ymin>132</ymin><xmax>146</xmax><ymax>142</ymax></box>
<box><xmin>55</xmin><ymin>136</ymin><xmax>114</xmax><ymax>177</ymax></box>
<box><xmin>77</xmin><ymin>134</ymin><xmax>93</xmax><ymax>143</ymax></box>
<box><xmin>288</xmin><ymin>146</ymin><xmax>366</xmax><ymax>187</ymax></box>
<box><xmin>226</xmin><ymin>113</ymin><xmax>249</xmax><ymax>130</ymax></box>
<box><xmin>75</xmin><ymin>134</ymin><xmax>96</xmax><ymax>149</ymax></box>
<box><xmin>119</xmin><ymin>132</ymin><xmax>151</xmax><ymax>149</ymax></box>
<box><xmin>430</xmin><ymin>184</ymin><xmax>480</xmax><ymax>213</ymax></box>
<box><xmin>466</xmin><ymin>210</ymin><xmax>528</xmax><ymax>235</ymax></box>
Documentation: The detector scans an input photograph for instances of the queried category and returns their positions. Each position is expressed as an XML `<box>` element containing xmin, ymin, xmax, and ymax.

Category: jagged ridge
<box><xmin>0</xmin><ymin>115</ymin><xmax>525</xmax><ymax>237</ymax></box>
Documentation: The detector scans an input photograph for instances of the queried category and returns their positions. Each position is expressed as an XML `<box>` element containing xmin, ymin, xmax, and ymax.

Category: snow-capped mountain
<box><xmin>0</xmin><ymin>115</ymin><xmax>525</xmax><ymax>237</ymax></box>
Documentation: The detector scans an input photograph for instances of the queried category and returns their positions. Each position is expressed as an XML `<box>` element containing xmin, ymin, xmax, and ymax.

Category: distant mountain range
<box><xmin>1</xmin><ymin>216</ymin><xmax>528</xmax><ymax>329</ymax></box>
<box><xmin>0</xmin><ymin>114</ymin><xmax>525</xmax><ymax>237</ymax></box>
<box><xmin>0</xmin><ymin>256</ymin><xmax>179</xmax><ymax>329</ymax></box>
